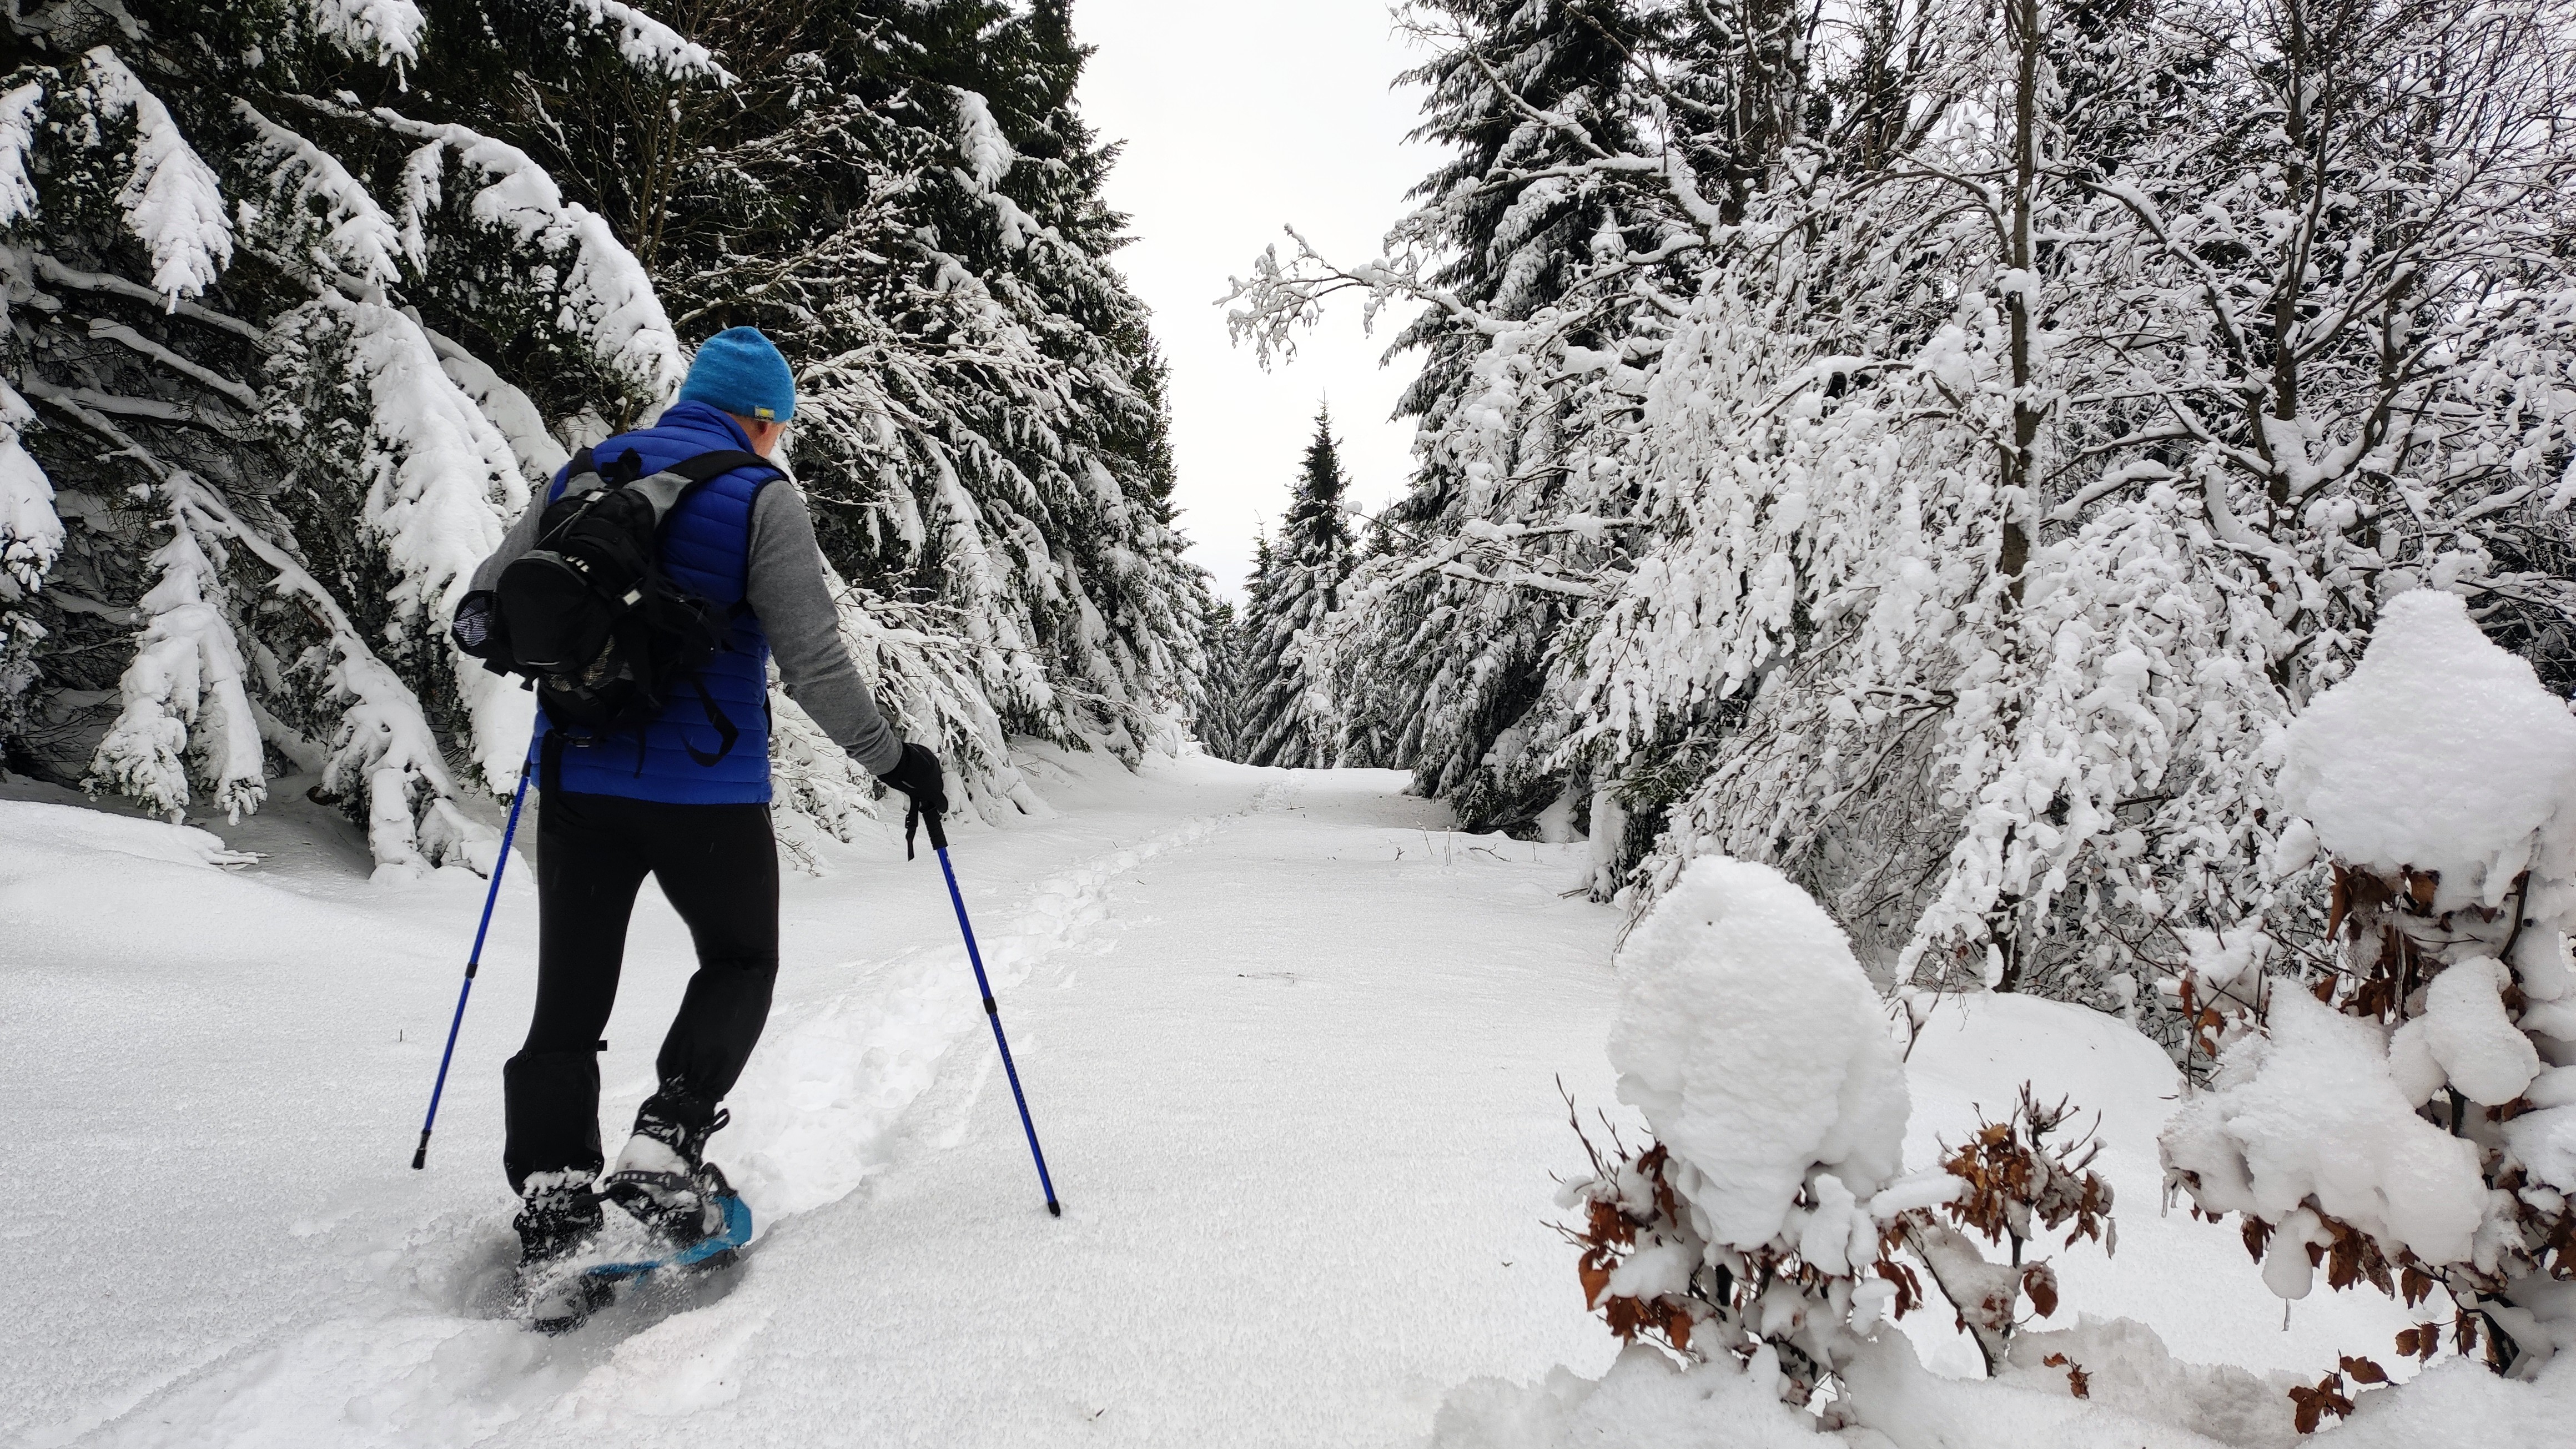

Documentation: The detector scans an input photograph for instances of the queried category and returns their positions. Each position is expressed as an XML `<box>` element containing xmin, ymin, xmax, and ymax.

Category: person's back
<box><xmin>465</xmin><ymin>328</ymin><xmax>947</xmax><ymax>1329</ymax></box>
<box><xmin>532</xmin><ymin>401</ymin><xmax>782</xmax><ymax>802</ymax></box>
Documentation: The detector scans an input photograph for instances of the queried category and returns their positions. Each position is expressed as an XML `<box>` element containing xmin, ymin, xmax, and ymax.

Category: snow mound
<box><xmin>0</xmin><ymin>798</ymin><xmax>252</xmax><ymax>876</ymax></box>
<box><xmin>1608</xmin><ymin>856</ymin><xmax>1908</xmax><ymax>1250</ymax></box>
<box><xmin>1426</xmin><ymin>1345</ymin><xmax>1826</xmax><ymax>1449</ymax></box>
<box><xmin>2279</xmin><ymin>589</ymin><xmax>2576</xmax><ymax>910</ymax></box>
<box><xmin>2000</xmin><ymin>1316</ymin><xmax>2300</xmax><ymax>1446</ymax></box>
<box><xmin>2159</xmin><ymin>991</ymin><xmax>2487</xmax><ymax>1277</ymax></box>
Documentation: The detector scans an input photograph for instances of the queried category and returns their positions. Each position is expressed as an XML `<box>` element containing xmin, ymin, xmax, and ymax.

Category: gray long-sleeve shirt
<box><xmin>470</xmin><ymin>475</ymin><xmax>908</xmax><ymax>778</ymax></box>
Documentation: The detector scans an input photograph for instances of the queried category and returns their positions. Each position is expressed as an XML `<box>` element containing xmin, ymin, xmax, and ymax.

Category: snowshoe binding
<box><xmin>511</xmin><ymin>1169</ymin><xmax>615</xmax><ymax>1334</ymax></box>
<box><xmin>601</xmin><ymin>1099</ymin><xmax>733</xmax><ymax>1247</ymax></box>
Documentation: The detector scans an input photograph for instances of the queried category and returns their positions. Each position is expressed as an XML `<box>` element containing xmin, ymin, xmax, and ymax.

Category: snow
<box><xmin>2</xmin><ymin>758</ymin><xmax>1626</xmax><ymax>1445</ymax></box>
<box><xmin>81</xmin><ymin>49</ymin><xmax>232</xmax><ymax>306</ymax></box>
<box><xmin>2279</xmin><ymin>588</ymin><xmax>2576</xmax><ymax>910</ymax></box>
<box><xmin>1609</xmin><ymin>856</ymin><xmax>1909</xmax><ymax>1250</ymax></box>
<box><xmin>0</xmin><ymin>79</ymin><xmax>41</xmax><ymax>228</ymax></box>
<box><xmin>12</xmin><ymin>758</ymin><xmax>2573</xmax><ymax>1443</ymax></box>
<box><xmin>0</xmin><ymin>379</ymin><xmax>59</xmax><ymax>597</ymax></box>
<box><xmin>307</xmin><ymin>0</ymin><xmax>426</xmax><ymax>71</ymax></box>
<box><xmin>2160</xmin><ymin>990</ymin><xmax>2489</xmax><ymax>1273</ymax></box>
<box><xmin>562</xmin><ymin>0</ymin><xmax>731</xmax><ymax>84</ymax></box>
<box><xmin>2421</xmin><ymin>955</ymin><xmax>2540</xmax><ymax>1106</ymax></box>
<box><xmin>1430</xmin><ymin>1346</ymin><xmax>1825</xmax><ymax>1449</ymax></box>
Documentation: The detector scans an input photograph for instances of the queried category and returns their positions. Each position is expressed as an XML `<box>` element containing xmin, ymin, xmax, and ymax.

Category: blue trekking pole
<box><xmin>912</xmin><ymin>802</ymin><xmax>1061</xmax><ymax>1216</ymax></box>
<box><xmin>412</xmin><ymin>749</ymin><xmax>536</xmax><ymax>1170</ymax></box>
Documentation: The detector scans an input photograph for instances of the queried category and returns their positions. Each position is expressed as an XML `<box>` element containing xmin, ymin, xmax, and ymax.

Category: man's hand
<box><xmin>878</xmin><ymin>742</ymin><xmax>947</xmax><ymax>856</ymax></box>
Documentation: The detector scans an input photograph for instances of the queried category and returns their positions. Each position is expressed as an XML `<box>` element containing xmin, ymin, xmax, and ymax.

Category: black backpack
<box><xmin>454</xmin><ymin>446</ymin><xmax>780</xmax><ymax>770</ymax></box>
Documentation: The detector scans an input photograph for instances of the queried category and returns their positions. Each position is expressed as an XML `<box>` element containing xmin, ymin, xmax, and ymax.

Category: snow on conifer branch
<box><xmin>560</xmin><ymin>0</ymin><xmax>732</xmax><ymax>85</ymax></box>
<box><xmin>306</xmin><ymin>0</ymin><xmax>427</xmax><ymax>74</ymax></box>
<box><xmin>79</xmin><ymin>48</ymin><xmax>232</xmax><ymax>307</ymax></box>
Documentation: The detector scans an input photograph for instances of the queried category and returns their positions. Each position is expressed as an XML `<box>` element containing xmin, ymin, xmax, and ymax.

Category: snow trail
<box><xmin>7</xmin><ymin>754</ymin><xmax>1626</xmax><ymax>1445</ymax></box>
<box><xmin>8</xmin><ymin>754</ymin><xmax>2433</xmax><ymax>1446</ymax></box>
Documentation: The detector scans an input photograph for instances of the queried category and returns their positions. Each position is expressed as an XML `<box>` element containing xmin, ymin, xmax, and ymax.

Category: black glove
<box><xmin>878</xmin><ymin>742</ymin><xmax>947</xmax><ymax>857</ymax></box>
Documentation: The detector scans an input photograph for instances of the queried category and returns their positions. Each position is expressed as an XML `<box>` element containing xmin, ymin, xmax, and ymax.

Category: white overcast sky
<box><xmin>1072</xmin><ymin>2</ymin><xmax>1438</xmax><ymax>602</ymax></box>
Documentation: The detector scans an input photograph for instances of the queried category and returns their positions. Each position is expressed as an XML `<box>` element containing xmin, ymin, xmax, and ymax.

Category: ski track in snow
<box><xmin>27</xmin><ymin>762</ymin><xmax>1307</xmax><ymax>1447</ymax></box>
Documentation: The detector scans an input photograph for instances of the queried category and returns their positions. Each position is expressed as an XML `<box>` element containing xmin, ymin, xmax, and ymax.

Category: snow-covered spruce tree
<box><xmin>1240</xmin><ymin>0</ymin><xmax>2576</xmax><ymax>1033</ymax></box>
<box><xmin>514</xmin><ymin>0</ymin><xmax>1205</xmax><ymax>822</ymax></box>
<box><xmin>0</xmin><ymin>0</ymin><xmax>715</xmax><ymax>876</ymax></box>
<box><xmin>1237</xmin><ymin>407</ymin><xmax>1356</xmax><ymax>770</ymax></box>
<box><xmin>2162</xmin><ymin>591</ymin><xmax>2576</xmax><ymax>1387</ymax></box>
<box><xmin>1292</xmin><ymin>0</ymin><xmax>1664</xmax><ymax>828</ymax></box>
<box><xmin>1190</xmin><ymin>597</ymin><xmax>1248</xmax><ymax>761</ymax></box>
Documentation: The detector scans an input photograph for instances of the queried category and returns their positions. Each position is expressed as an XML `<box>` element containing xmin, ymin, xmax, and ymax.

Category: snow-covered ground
<box><xmin>0</xmin><ymin>749</ymin><xmax>2499</xmax><ymax>1445</ymax></box>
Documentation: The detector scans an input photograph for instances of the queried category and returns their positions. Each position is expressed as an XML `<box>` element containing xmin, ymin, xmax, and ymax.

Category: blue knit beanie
<box><xmin>676</xmin><ymin>327</ymin><xmax>797</xmax><ymax>422</ymax></box>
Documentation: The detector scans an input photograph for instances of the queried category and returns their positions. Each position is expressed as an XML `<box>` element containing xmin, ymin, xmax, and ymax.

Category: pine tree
<box><xmin>2</xmin><ymin>0</ymin><xmax>1208</xmax><ymax>875</ymax></box>
<box><xmin>1239</xmin><ymin>408</ymin><xmax>1354</xmax><ymax>769</ymax></box>
<box><xmin>516</xmin><ymin>0</ymin><xmax>1205</xmax><ymax>819</ymax></box>
<box><xmin>0</xmin><ymin>0</ymin><xmax>713</xmax><ymax>876</ymax></box>
<box><xmin>1190</xmin><ymin>598</ymin><xmax>1247</xmax><ymax>761</ymax></box>
<box><xmin>1290</xmin><ymin>0</ymin><xmax>1665</xmax><ymax>828</ymax></box>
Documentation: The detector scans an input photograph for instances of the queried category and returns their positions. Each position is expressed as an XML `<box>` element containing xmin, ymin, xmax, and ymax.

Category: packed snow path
<box><xmin>6</xmin><ymin>751</ymin><xmax>2418</xmax><ymax>1446</ymax></box>
<box><xmin>6</xmin><ymin>755</ymin><xmax>1632</xmax><ymax>1446</ymax></box>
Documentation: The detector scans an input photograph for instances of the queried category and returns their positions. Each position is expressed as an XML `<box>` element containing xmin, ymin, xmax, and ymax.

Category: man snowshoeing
<box><xmin>466</xmin><ymin>327</ymin><xmax>945</xmax><ymax>1309</ymax></box>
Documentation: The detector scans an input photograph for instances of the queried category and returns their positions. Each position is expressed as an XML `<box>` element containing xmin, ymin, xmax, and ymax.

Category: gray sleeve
<box><xmin>744</xmin><ymin>480</ymin><xmax>908</xmax><ymax>777</ymax></box>
<box><xmin>470</xmin><ymin>490</ymin><xmax>550</xmax><ymax>591</ymax></box>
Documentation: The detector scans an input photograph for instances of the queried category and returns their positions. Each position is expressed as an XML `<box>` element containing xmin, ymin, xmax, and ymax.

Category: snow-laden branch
<box><xmin>235</xmin><ymin>100</ymin><xmax>405</xmax><ymax>290</ymax></box>
<box><xmin>290</xmin><ymin>94</ymin><xmax>686</xmax><ymax>402</ymax></box>
<box><xmin>0</xmin><ymin>80</ymin><xmax>41</xmax><ymax>229</ymax></box>
<box><xmin>0</xmin><ymin>382</ymin><xmax>61</xmax><ymax>600</ymax></box>
<box><xmin>306</xmin><ymin>0</ymin><xmax>425</xmax><ymax>74</ymax></box>
<box><xmin>80</xmin><ymin>48</ymin><xmax>232</xmax><ymax>306</ymax></box>
<box><xmin>560</xmin><ymin>0</ymin><xmax>732</xmax><ymax>85</ymax></box>
<box><xmin>267</xmin><ymin>292</ymin><xmax>535</xmax><ymax>793</ymax></box>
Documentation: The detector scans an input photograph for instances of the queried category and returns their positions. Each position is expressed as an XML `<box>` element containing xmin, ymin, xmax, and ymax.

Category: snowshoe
<box><xmin>582</xmin><ymin>1178</ymin><xmax>754</xmax><ymax>1286</ymax></box>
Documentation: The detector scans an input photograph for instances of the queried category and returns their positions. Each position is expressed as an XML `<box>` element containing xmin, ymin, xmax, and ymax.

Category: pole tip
<box><xmin>410</xmin><ymin>1149</ymin><xmax>427</xmax><ymax>1170</ymax></box>
<box><xmin>1047</xmin><ymin>1200</ymin><xmax>1062</xmax><ymax>1217</ymax></box>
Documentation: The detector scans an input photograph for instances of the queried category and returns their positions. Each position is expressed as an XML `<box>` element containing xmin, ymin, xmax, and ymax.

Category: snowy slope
<box><xmin>3</xmin><ymin>753</ymin><xmax>1627</xmax><ymax>1446</ymax></box>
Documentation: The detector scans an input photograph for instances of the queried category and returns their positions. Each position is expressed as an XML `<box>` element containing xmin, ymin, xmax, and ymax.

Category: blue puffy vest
<box><xmin>536</xmin><ymin>402</ymin><xmax>778</xmax><ymax>805</ymax></box>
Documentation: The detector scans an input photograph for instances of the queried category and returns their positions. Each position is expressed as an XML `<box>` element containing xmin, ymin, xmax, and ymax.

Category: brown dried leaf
<box><xmin>1578</xmin><ymin>1252</ymin><xmax>1611</xmax><ymax>1309</ymax></box>
<box><xmin>2400</xmin><ymin>1266</ymin><xmax>2434</xmax><ymax>1307</ymax></box>
<box><xmin>2022</xmin><ymin>1262</ymin><xmax>2060</xmax><ymax>1319</ymax></box>
<box><xmin>2243</xmin><ymin>1216</ymin><xmax>2275</xmax><ymax>1262</ymax></box>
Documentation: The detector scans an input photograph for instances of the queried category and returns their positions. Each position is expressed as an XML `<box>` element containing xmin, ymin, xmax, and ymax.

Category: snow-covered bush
<box><xmin>1563</xmin><ymin>856</ymin><xmax>1914</xmax><ymax>1396</ymax></box>
<box><xmin>2162</xmin><ymin>590</ymin><xmax>2576</xmax><ymax>1385</ymax></box>
<box><xmin>1562</xmin><ymin>854</ymin><xmax>2114</xmax><ymax>1402</ymax></box>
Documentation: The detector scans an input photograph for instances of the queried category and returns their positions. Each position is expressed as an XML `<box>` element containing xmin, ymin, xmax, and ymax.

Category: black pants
<box><xmin>502</xmin><ymin>791</ymin><xmax>779</xmax><ymax>1191</ymax></box>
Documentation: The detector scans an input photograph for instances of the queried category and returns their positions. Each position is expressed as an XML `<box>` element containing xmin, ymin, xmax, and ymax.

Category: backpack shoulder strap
<box><xmin>661</xmin><ymin>449</ymin><xmax>782</xmax><ymax>485</ymax></box>
<box><xmin>550</xmin><ymin>446</ymin><xmax>603</xmax><ymax>504</ymax></box>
